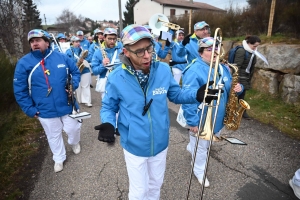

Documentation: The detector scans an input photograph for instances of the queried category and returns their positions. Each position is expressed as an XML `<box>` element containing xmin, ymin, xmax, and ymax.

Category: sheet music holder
<box><xmin>222</xmin><ymin>137</ymin><xmax>247</xmax><ymax>145</ymax></box>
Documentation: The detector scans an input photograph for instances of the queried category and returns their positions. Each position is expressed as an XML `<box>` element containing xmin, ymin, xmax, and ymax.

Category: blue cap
<box><xmin>71</xmin><ymin>36</ymin><xmax>80</xmax><ymax>42</ymax></box>
<box><xmin>57</xmin><ymin>33</ymin><xmax>66</xmax><ymax>39</ymax></box>
<box><xmin>194</xmin><ymin>21</ymin><xmax>209</xmax><ymax>30</ymax></box>
<box><xmin>104</xmin><ymin>28</ymin><xmax>117</xmax><ymax>36</ymax></box>
<box><xmin>27</xmin><ymin>29</ymin><xmax>51</xmax><ymax>43</ymax></box>
<box><xmin>76</xmin><ymin>31</ymin><xmax>84</xmax><ymax>36</ymax></box>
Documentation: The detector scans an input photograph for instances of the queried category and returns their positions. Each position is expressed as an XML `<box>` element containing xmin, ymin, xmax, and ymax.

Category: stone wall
<box><xmin>223</xmin><ymin>42</ymin><xmax>300</xmax><ymax>105</ymax></box>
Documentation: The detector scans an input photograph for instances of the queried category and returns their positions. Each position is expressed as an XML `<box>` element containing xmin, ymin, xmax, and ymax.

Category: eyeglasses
<box><xmin>126</xmin><ymin>44</ymin><xmax>154</xmax><ymax>58</ymax></box>
<box><xmin>204</xmin><ymin>47</ymin><xmax>218</xmax><ymax>52</ymax></box>
<box><xmin>107</xmin><ymin>37</ymin><xmax>117</xmax><ymax>41</ymax></box>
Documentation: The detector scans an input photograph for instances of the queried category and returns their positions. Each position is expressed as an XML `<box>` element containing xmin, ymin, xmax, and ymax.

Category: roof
<box><xmin>152</xmin><ymin>0</ymin><xmax>225</xmax><ymax>12</ymax></box>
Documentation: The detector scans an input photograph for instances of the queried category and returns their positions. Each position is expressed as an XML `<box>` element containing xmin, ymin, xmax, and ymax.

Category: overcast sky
<box><xmin>35</xmin><ymin>0</ymin><xmax>248</xmax><ymax>25</ymax></box>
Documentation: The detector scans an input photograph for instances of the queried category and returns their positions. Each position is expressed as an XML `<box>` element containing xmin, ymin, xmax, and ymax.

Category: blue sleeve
<box><xmin>156</xmin><ymin>42</ymin><xmax>170</xmax><ymax>59</ymax></box>
<box><xmin>100</xmin><ymin>75</ymin><xmax>119</xmax><ymax>128</ymax></box>
<box><xmin>175</xmin><ymin>42</ymin><xmax>187</xmax><ymax>57</ymax></box>
<box><xmin>181</xmin><ymin>69</ymin><xmax>204</xmax><ymax>127</ymax></box>
<box><xmin>13</xmin><ymin>61</ymin><xmax>38</xmax><ymax>117</ymax></box>
<box><xmin>91</xmin><ymin>49</ymin><xmax>107</xmax><ymax>76</ymax></box>
<box><xmin>86</xmin><ymin>44</ymin><xmax>95</xmax><ymax>63</ymax></box>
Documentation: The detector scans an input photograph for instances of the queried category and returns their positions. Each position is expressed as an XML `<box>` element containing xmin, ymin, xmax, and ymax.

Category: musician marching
<box><xmin>86</xmin><ymin>29</ymin><xmax>104</xmax><ymax>63</ymax></box>
<box><xmin>176</xmin><ymin>21</ymin><xmax>211</xmax><ymax>63</ymax></box>
<box><xmin>181</xmin><ymin>37</ymin><xmax>244</xmax><ymax>188</ymax></box>
<box><xmin>76</xmin><ymin>30</ymin><xmax>90</xmax><ymax>51</ymax></box>
<box><xmin>169</xmin><ymin>29</ymin><xmax>188</xmax><ymax>84</ymax></box>
<box><xmin>13</xmin><ymin>29</ymin><xmax>82</xmax><ymax>173</ymax></box>
<box><xmin>91</xmin><ymin>27</ymin><xmax>123</xmax><ymax>99</ymax></box>
<box><xmin>66</xmin><ymin>36</ymin><xmax>93</xmax><ymax>107</ymax></box>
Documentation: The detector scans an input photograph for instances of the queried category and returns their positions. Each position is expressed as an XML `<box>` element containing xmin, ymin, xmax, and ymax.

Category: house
<box><xmin>133</xmin><ymin>0</ymin><xmax>225</xmax><ymax>25</ymax></box>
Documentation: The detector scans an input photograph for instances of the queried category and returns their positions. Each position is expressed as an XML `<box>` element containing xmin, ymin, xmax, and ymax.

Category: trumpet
<box><xmin>149</xmin><ymin>13</ymin><xmax>181</xmax><ymax>36</ymax></box>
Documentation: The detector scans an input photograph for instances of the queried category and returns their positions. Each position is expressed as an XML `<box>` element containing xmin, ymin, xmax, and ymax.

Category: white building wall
<box><xmin>163</xmin><ymin>6</ymin><xmax>189</xmax><ymax>18</ymax></box>
<box><xmin>134</xmin><ymin>0</ymin><xmax>164</xmax><ymax>25</ymax></box>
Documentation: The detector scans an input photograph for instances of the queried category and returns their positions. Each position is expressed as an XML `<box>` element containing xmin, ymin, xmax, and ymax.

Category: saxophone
<box><xmin>223</xmin><ymin>61</ymin><xmax>250</xmax><ymax>130</ymax></box>
<box><xmin>76</xmin><ymin>49</ymin><xmax>88</xmax><ymax>73</ymax></box>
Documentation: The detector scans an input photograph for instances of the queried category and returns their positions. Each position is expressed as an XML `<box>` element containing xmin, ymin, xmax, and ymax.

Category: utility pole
<box><xmin>118</xmin><ymin>0</ymin><xmax>123</xmax><ymax>35</ymax></box>
<box><xmin>267</xmin><ymin>0</ymin><xmax>276</xmax><ymax>37</ymax></box>
<box><xmin>189</xmin><ymin>0</ymin><xmax>193</xmax><ymax>34</ymax></box>
<box><xmin>44</xmin><ymin>14</ymin><xmax>47</xmax><ymax>26</ymax></box>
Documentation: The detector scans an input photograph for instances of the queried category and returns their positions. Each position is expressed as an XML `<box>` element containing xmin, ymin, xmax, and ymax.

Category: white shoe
<box><xmin>72</xmin><ymin>143</ymin><xmax>81</xmax><ymax>154</ymax></box>
<box><xmin>54</xmin><ymin>162</ymin><xmax>63</xmax><ymax>173</ymax></box>
<box><xmin>289</xmin><ymin>179</ymin><xmax>300</xmax><ymax>199</ymax></box>
<box><xmin>85</xmin><ymin>103</ymin><xmax>92</xmax><ymax>107</ymax></box>
<box><xmin>198</xmin><ymin>177</ymin><xmax>210</xmax><ymax>187</ymax></box>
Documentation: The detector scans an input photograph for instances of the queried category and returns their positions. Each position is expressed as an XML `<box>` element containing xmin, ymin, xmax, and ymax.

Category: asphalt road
<box><xmin>28</xmin><ymin>78</ymin><xmax>300</xmax><ymax>200</ymax></box>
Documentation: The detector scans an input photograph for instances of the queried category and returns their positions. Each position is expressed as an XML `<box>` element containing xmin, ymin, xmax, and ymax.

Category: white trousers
<box><xmin>187</xmin><ymin>133</ymin><xmax>209</xmax><ymax>180</ymax></box>
<box><xmin>172</xmin><ymin>68</ymin><xmax>182</xmax><ymax>85</ymax></box>
<box><xmin>293</xmin><ymin>169</ymin><xmax>300</xmax><ymax>186</ymax></box>
<box><xmin>123</xmin><ymin>148</ymin><xmax>168</xmax><ymax>200</ymax></box>
<box><xmin>38</xmin><ymin>115</ymin><xmax>81</xmax><ymax>163</ymax></box>
<box><xmin>76</xmin><ymin>73</ymin><xmax>92</xmax><ymax>104</ymax></box>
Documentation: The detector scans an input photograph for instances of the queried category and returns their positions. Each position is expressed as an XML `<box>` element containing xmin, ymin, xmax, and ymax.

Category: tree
<box><xmin>123</xmin><ymin>0</ymin><xmax>135</xmax><ymax>26</ymax></box>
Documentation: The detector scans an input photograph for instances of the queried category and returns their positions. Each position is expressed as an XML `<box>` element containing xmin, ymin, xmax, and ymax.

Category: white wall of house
<box><xmin>134</xmin><ymin>0</ymin><xmax>164</xmax><ymax>25</ymax></box>
<box><xmin>163</xmin><ymin>6</ymin><xmax>189</xmax><ymax>18</ymax></box>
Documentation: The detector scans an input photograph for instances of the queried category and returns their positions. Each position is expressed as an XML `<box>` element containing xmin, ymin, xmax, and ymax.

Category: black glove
<box><xmin>166</xmin><ymin>39</ymin><xmax>171</xmax><ymax>47</ymax></box>
<box><xmin>196</xmin><ymin>81</ymin><xmax>223</xmax><ymax>104</ymax></box>
<box><xmin>95</xmin><ymin>123</ymin><xmax>115</xmax><ymax>143</ymax></box>
<box><xmin>182</xmin><ymin>34</ymin><xmax>192</xmax><ymax>46</ymax></box>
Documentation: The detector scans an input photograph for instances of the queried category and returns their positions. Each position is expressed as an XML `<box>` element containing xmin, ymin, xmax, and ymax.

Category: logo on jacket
<box><xmin>153</xmin><ymin>87</ymin><xmax>167</xmax><ymax>95</ymax></box>
<box><xmin>57</xmin><ymin>64</ymin><xmax>66</xmax><ymax>68</ymax></box>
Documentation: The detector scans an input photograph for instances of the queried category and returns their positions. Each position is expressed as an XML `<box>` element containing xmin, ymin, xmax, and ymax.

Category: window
<box><xmin>170</xmin><ymin>9</ymin><xmax>175</xmax><ymax>16</ymax></box>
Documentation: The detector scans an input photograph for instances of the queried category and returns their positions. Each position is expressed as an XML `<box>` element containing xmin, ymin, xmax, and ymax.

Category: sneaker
<box><xmin>115</xmin><ymin>128</ymin><xmax>120</xmax><ymax>136</ymax></box>
<box><xmin>54</xmin><ymin>162</ymin><xmax>63</xmax><ymax>173</ymax></box>
<box><xmin>289</xmin><ymin>179</ymin><xmax>300</xmax><ymax>199</ymax></box>
<box><xmin>85</xmin><ymin>103</ymin><xmax>92</xmax><ymax>107</ymax></box>
<box><xmin>242</xmin><ymin>111</ymin><xmax>250</xmax><ymax>120</ymax></box>
<box><xmin>72</xmin><ymin>143</ymin><xmax>81</xmax><ymax>154</ymax></box>
<box><xmin>198</xmin><ymin>177</ymin><xmax>210</xmax><ymax>188</ymax></box>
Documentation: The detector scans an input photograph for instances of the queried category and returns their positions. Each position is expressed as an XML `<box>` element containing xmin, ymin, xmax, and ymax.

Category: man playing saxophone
<box><xmin>91</xmin><ymin>28</ymin><xmax>123</xmax><ymax>99</ymax></box>
<box><xmin>66</xmin><ymin>36</ymin><xmax>92</xmax><ymax>107</ymax></box>
<box><xmin>181</xmin><ymin>37</ymin><xmax>244</xmax><ymax>187</ymax></box>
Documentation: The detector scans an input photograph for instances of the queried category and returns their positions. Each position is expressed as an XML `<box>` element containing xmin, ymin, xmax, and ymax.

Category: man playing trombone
<box><xmin>182</xmin><ymin>37</ymin><xmax>244</xmax><ymax>187</ymax></box>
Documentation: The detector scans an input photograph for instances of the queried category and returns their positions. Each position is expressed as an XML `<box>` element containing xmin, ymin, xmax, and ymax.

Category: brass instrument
<box><xmin>149</xmin><ymin>13</ymin><xmax>181</xmax><ymax>36</ymax></box>
<box><xmin>223</xmin><ymin>60</ymin><xmax>250</xmax><ymax>130</ymax></box>
<box><xmin>76</xmin><ymin>49</ymin><xmax>88</xmax><ymax>73</ymax></box>
<box><xmin>186</xmin><ymin>28</ymin><xmax>224</xmax><ymax>200</ymax></box>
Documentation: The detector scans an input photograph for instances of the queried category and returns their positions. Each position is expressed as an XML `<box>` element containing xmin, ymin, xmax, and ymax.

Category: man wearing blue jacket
<box><xmin>169</xmin><ymin>29</ymin><xmax>188</xmax><ymax>84</ymax></box>
<box><xmin>95</xmin><ymin>25</ymin><xmax>218</xmax><ymax>200</ymax></box>
<box><xmin>176</xmin><ymin>21</ymin><xmax>210</xmax><ymax>64</ymax></box>
<box><xmin>76</xmin><ymin>30</ymin><xmax>90</xmax><ymax>51</ymax></box>
<box><xmin>91</xmin><ymin>27</ymin><xmax>122</xmax><ymax>99</ymax></box>
<box><xmin>13</xmin><ymin>29</ymin><xmax>81</xmax><ymax>173</ymax></box>
<box><xmin>182</xmin><ymin>37</ymin><xmax>243</xmax><ymax>187</ymax></box>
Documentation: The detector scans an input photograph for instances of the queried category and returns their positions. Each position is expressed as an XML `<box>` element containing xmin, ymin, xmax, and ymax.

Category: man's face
<box><xmin>97</xmin><ymin>32</ymin><xmax>104</xmax><ymax>40</ymax></box>
<box><xmin>104</xmin><ymin>34</ymin><xmax>117</xmax><ymax>48</ymax></box>
<box><xmin>77</xmin><ymin>35</ymin><xmax>84</xmax><ymax>41</ymax></box>
<box><xmin>87</xmin><ymin>37</ymin><xmax>93</xmax><ymax>43</ymax></box>
<box><xmin>123</xmin><ymin>38</ymin><xmax>153</xmax><ymax>74</ymax></box>
<box><xmin>194</xmin><ymin>26</ymin><xmax>210</xmax><ymax>39</ymax></box>
<box><xmin>177</xmin><ymin>33</ymin><xmax>184</xmax><ymax>42</ymax></box>
<box><xmin>58</xmin><ymin>38</ymin><xmax>66</xmax><ymax>43</ymax></box>
<box><xmin>30</xmin><ymin>38</ymin><xmax>49</xmax><ymax>53</ymax></box>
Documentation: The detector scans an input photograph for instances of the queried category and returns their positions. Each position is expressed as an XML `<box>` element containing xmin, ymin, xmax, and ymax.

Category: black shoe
<box><xmin>115</xmin><ymin>128</ymin><xmax>120</xmax><ymax>136</ymax></box>
<box><xmin>243</xmin><ymin>112</ymin><xmax>250</xmax><ymax>120</ymax></box>
<box><xmin>90</xmin><ymin>84</ymin><xmax>93</xmax><ymax>88</ymax></box>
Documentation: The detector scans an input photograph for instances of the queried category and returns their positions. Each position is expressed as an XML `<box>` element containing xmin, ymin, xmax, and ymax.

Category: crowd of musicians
<box><xmin>13</xmin><ymin>19</ymin><xmax>300</xmax><ymax>200</ymax></box>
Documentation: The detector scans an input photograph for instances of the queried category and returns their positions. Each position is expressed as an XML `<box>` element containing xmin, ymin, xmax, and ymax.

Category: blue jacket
<box><xmin>176</xmin><ymin>33</ymin><xmax>200</xmax><ymax>64</ymax></box>
<box><xmin>65</xmin><ymin>47</ymin><xmax>90</xmax><ymax>74</ymax></box>
<box><xmin>13</xmin><ymin>48</ymin><xmax>81</xmax><ymax>118</ymax></box>
<box><xmin>182</xmin><ymin>58</ymin><xmax>244</xmax><ymax>133</ymax></box>
<box><xmin>86</xmin><ymin>42</ymin><xmax>100</xmax><ymax>63</ymax></box>
<box><xmin>170</xmin><ymin>41</ymin><xmax>188</xmax><ymax>71</ymax></box>
<box><xmin>80</xmin><ymin>38</ymin><xmax>90</xmax><ymax>51</ymax></box>
<box><xmin>154</xmin><ymin>41</ymin><xmax>170</xmax><ymax>59</ymax></box>
<box><xmin>100</xmin><ymin>53</ymin><xmax>198</xmax><ymax>157</ymax></box>
<box><xmin>91</xmin><ymin>42</ymin><xmax>122</xmax><ymax>77</ymax></box>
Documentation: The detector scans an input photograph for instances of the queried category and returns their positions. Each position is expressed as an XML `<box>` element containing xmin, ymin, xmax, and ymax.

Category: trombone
<box><xmin>186</xmin><ymin>28</ymin><xmax>224</xmax><ymax>200</ymax></box>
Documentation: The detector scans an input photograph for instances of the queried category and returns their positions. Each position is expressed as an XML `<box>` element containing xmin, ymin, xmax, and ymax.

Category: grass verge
<box><xmin>0</xmin><ymin>108</ymin><xmax>44</xmax><ymax>199</ymax></box>
<box><xmin>246</xmin><ymin>89</ymin><xmax>300</xmax><ymax>140</ymax></box>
